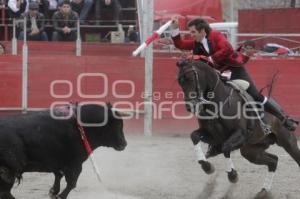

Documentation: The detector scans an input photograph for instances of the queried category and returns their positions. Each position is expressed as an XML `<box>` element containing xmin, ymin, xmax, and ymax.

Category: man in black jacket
<box><xmin>52</xmin><ymin>0</ymin><xmax>78</xmax><ymax>41</ymax></box>
<box><xmin>18</xmin><ymin>1</ymin><xmax>48</xmax><ymax>41</ymax></box>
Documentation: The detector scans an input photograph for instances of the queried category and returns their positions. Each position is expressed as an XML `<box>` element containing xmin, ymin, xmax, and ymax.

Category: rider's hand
<box><xmin>171</xmin><ymin>16</ymin><xmax>179</xmax><ymax>29</ymax></box>
<box><xmin>208</xmin><ymin>56</ymin><xmax>214</xmax><ymax>64</ymax></box>
<box><xmin>191</xmin><ymin>55</ymin><xmax>216</xmax><ymax>67</ymax></box>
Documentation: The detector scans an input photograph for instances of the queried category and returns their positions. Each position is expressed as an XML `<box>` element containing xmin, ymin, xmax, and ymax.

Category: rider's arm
<box><xmin>209</xmin><ymin>31</ymin><xmax>234</xmax><ymax>64</ymax></box>
<box><xmin>171</xmin><ymin>28</ymin><xmax>195</xmax><ymax>50</ymax></box>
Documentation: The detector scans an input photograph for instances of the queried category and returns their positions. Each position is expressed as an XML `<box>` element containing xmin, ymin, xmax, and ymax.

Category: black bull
<box><xmin>0</xmin><ymin>104</ymin><xmax>127</xmax><ymax>199</ymax></box>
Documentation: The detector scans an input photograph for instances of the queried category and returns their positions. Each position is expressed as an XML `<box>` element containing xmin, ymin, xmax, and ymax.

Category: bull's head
<box><xmin>77</xmin><ymin>103</ymin><xmax>127</xmax><ymax>151</ymax></box>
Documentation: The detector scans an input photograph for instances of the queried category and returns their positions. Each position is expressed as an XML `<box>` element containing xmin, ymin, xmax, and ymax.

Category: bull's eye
<box><xmin>189</xmin><ymin>92</ymin><xmax>197</xmax><ymax>99</ymax></box>
<box><xmin>178</xmin><ymin>77</ymin><xmax>184</xmax><ymax>84</ymax></box>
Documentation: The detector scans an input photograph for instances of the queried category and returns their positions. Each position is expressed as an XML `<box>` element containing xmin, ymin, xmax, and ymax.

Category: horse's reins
<box><xmin>179</xmin><ymin>65</ymin><xmax>220</xmax><ymax>104</ymax></box>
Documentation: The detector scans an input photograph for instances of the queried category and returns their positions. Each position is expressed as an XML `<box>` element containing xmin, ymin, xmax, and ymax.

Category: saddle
<box><xmin>225</xmin><ymin>79</ymin><xmax>272</xmax><ymax>135</ymax></box>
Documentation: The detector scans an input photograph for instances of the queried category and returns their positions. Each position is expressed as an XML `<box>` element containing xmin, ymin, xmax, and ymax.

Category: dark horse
<box><xmin>177</xmin><ymin>59</ymin><xmax>300</xmax><ymax>196</ymax></box>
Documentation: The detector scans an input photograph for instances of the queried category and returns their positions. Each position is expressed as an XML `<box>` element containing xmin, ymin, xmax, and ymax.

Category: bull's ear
<box><xmin>111</xmin><ymin>108</ymin><xmax>132</xmax><ymax>118</ymax></box>
<box><xmin>111</xmin><ymin>108</ymin><xmax>145</xmax><ymax>119</ymax></box>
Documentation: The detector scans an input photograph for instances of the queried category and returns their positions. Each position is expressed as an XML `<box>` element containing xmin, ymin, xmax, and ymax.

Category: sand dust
<box><xmin>11</xmin><ymin>134</ymin><xmax>300</xmax><ymax>199</ymax></box>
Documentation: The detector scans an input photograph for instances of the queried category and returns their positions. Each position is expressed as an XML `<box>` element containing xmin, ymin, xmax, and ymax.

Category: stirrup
<box><xmin>260</xmin><ymin>123</ymin><xmax>272</xmax><ymax>135</ymax></box>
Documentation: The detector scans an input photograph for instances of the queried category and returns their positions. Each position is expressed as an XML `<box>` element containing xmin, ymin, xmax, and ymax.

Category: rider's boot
<box><xmin>264</xmin><ymin>97</ymin><xmax>299</xmax><ymax>131</ymax></box>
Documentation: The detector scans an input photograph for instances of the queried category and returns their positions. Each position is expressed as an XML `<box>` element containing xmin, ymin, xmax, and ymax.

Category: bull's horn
<box><xmin>111</xmin><ymin>108</ymin><xmax>145</xmax><ymax>117</ymax></box>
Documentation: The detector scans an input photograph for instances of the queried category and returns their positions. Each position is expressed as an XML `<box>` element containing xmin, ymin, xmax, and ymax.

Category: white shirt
<box><xmin>201</xmin><ymin>37</ymin><xmax>210</xmax><ymax>54</ymax></box>
<box><xmin>8</xmin><ymin>0</ymin><xmax>29</xmax><ymax>13</ymax></box>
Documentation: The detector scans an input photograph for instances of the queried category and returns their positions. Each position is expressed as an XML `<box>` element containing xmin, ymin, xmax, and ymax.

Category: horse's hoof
<box><xmin>49</xmin><ymin>188</ymin><xmax>55</xmax><ymax>195</ymax></box>
<box><xmin>254</xmin><ymin>188</ymin><xmax>271</xmax><ymax>199</ymax></box>
<box><xmin>49</xmin><ymin>195</ymin><xmax>57</xmax><ymax>199</ymax></box>
<box><xmin>199</xmin><ymin>160</ymin><xmax>215</xmax><ymax>174</ymax></box>
<box><xmin>227</xmin><ymin>169</ymin><xmax>238</xmax><ymax>183</ymax></box>
<box><xmin>48</xmin><ymin>191</ymin><xmax>61</xmax><ymax>199</ymax></box>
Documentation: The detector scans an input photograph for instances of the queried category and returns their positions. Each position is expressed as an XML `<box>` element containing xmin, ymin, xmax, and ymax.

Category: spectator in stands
<box><xmin>71</xmin><ymin>0</ymin><xmax>93</xmax><ymax>24</ymax></box>
<box><xmin>0</xmin><ymin>43</ymin><xmax>5</xmax><ymax>55</ymax></box>
<box><xmin>8</xmin><ymin>0</ymin><xmax>29</xmax><ymax>18</ymax></box>
<box><xmin>261</xmin><ymin>43</ymin><xmax>294</xmax><ymax>56</ymax></box>
<box><xmin>95</xmin><ymin>0</ymin><xmax>122</xmax><ymax>25</ymax></box>
<box><xmin>118</xmin><ymin>0</ymin><xmax>131</xmax><ymax>8</ymax></box>
<box><xmin>39</xmin><ymin>0</ymin><xmax>58</xmax><ymax>23</ymax></box>
<box><xmin>52</xmin><ymin>0</ymin><xmax>78</xmax><ymax>41</ymax></box>
<box><xmin>57</xmin><ymin>0</ymin><xmax>92</xmax><ymax>25</ymax></box>
<box><xmin>126</xmin><ymin>25</ymin><xmax>138</xmax><ymax>43</ymax></box>
<box><xmin>0</xmin><ymin>0</ymin><xmax>5</xmax><ymax>8</ymax></box>
<box><xmin>237</xmin><ymin>40</ymin><xmax>258</xmax><ymax>58</ymax></box>
<box><xmin>18</xmin><ymin>1</ymin><xmax>48</xmax><ymax>41</ymax></box>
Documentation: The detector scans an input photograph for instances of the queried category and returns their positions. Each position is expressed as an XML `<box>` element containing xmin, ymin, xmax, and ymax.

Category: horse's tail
<box><xmin>259</xmin><ymin>70</ymin><xmax>279</xmax><ymax>97</ymax></box>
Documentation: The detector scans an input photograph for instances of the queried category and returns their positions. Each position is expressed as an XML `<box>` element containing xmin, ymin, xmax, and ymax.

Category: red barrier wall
<box><xmin>238</xmin><ymin>9</ymin><xmax>300</xmax><ymax>49</ymax></box>
<box><xmin>0</xmin><ymin>44</ymin><xmax>299</xmax><ymax>135</ymax></box>
<box><xmin>154</xmin><ymin>0</ymin><xmax>223</xmax><ymax>21</ymax></box>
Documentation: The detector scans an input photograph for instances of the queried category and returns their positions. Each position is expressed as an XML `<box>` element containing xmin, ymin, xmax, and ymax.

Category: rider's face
<box><xmin>189</xmin><ymin>26</ymin><xmax>206</xmax><ymax>42</ymax></box>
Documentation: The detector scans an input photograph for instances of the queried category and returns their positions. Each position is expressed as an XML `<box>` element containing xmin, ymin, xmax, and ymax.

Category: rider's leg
<box><xmin>231</xmin><ymin>66</ymin><xmax>298</xmax><ymax>131</ymax></box>
<box><xmin>264</xmin><ymin>97</ymin><xmax>298</xmax><ymax>131</ymax></box>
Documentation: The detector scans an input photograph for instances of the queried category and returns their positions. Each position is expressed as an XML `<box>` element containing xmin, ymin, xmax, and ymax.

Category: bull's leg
<box><xmin>276</xmin><ymin>127</ymin><xmax>300</xmax><ymax>167</ymax></box>
<box><xmin>223</xmin><ymin>152</ymin><xmax>238</xmax><ymax>183</ymax></box>
<box><xmin>191</xmin><ymin>130</ymin><xmax>215</xmax><ymax>174</ymax></box>
<box><xmin>49</xmin><ymin>171</ymin><xmax>63</xmax><ymax>196</ymax></box>
<box><xmin>240</xmin><ymin>144</ymin><xmax>278</xmax><ymax>197</ymax></box>
<box><xmin>0</xmin><ymin>167</ymin><xmax>16</xmax><ymax>199</ymax></box>
<box><xmin>57</xmin><ymin>165</ymin><xmax>82</xmax><ymax>199</ymax></box>
<box><xmin>1</xmin><ymin>192</ymin><xmax>16</xmax><ymax>199</ymax></box>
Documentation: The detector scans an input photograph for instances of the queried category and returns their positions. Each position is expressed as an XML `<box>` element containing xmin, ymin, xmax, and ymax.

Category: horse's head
<box><xmin>177</xmin><ymin>59</ymin><xmax>218</xmax><ymax>114</ymax></box>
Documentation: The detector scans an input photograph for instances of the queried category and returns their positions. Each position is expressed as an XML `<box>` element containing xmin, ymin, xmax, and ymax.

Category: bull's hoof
<box><xmin>49</xmin><ymin>188</ymin><xmax>57</xmax><ymax>197</ymax></box>
<box><xmin>0</xmin><ymin>193</ymin><xmax>16</xmax><ymax>199</ymax></box>
<box><xmin>254</xmin><ymin>188</ymin><xmax>271</xmax><ymax>199</ymax></box>
<box><xmin>199</xmin><ymin>160</ymin><xmax>215</xmax><ymax>174</ymax></box>
<box><xmin>227</xmin><ymin>169</ymin><xmax>238</xmax><ymax>183</ymax></box>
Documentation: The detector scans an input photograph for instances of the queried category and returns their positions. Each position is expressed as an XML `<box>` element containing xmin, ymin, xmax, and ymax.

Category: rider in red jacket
<box><xmin>172</xmin><ymin>27</ymin><xmax>248</xmax><ymax>70</ymax></box>
<box><xmin>171</xmin><ymin>17</ymin><xmax>298</xmax><ymax>157</ymax></box>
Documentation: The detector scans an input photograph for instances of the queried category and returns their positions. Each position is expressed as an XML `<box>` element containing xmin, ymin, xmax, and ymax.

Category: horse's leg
<box><xmin>222</xmin><ymin>128</ymin><xmax>247</xmax><ymax>154</ymax></box>
<box><xmin>223</xmin><ymin>152</ymin><xmax>238</xmax><ymax>183</ymax></box>
<box><xmin>276</xmin><ymin>127</ymin><xmax>300</xmax><ymax>167</ymax></box>
<box><xmin>240</xmin><ymin>144</ymin><xmax>278</xmax><ymax>197</ymax></box>
<box><xmin>191</xmin><ymin>129</ymin><xmax>215</xmax><ymax>174</ymax></box>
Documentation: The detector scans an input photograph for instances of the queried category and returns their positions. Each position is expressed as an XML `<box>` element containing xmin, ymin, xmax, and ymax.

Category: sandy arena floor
<box><xmin>11</xmin><ymin>134</ymin><xmax>300</xmax><ymax>199</ymax></box>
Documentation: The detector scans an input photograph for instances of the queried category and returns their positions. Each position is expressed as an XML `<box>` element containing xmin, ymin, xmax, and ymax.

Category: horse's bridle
<box><xmin>178</xmin><ymin>64</ymin><xmax>220</xmax><ymax>105</ymax></box>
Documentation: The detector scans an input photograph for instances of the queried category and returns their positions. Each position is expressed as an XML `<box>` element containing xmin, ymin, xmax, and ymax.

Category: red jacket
<box><xmin>172</xmin><ymin>30</ymin><xmax>249</xmax><ymax>70</ymax></box>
